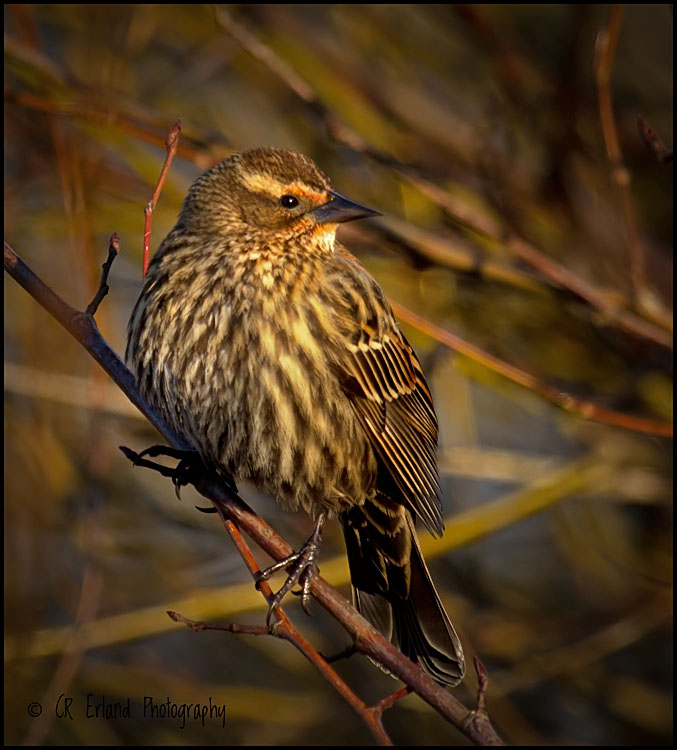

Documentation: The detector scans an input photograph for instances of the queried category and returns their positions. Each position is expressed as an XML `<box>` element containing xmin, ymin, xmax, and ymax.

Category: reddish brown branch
<box><xmin>200</xmin><ymin>478</ymin><xmax>503</xmax><ymax>745</ymax></box>
<box><xmin>473</xmin><ymin>656</ymin><xmax>489</xmax><ymax>714</ymax></box>
<box><xmin>143</xmin><ymin>120</ymin><xmax>181</xmax><ymax>278</ymax></box>
<box><xmin>215</xmin><ymin>512</ymin><xmax>393</xmax><ymax>745</ymax></box>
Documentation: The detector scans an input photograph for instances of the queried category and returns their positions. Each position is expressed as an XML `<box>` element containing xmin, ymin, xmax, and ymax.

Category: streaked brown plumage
<box><xmin>126</xmin><ymin>147</ymin><xmax>465</xmax><ymax>686</ymax></box>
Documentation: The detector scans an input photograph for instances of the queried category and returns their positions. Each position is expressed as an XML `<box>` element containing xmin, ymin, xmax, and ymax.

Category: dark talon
<box><xmin>195</xmin><ymin>505</ymin><xmax>218</xmax><ymax>514</ymax></box>
<box><xmin>137</xmin><ymin>444</ymin><xmax>199</xmax><ymax>462</ymax></box>
<box><xmin>120</xmin><ymin>445</ymin><xmax>237</xmax><ymax>506</ymax></box>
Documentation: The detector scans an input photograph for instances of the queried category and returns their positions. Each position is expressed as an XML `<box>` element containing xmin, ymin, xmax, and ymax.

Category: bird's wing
<box><xmin>330</xmin><ymin>251</ymin><xmax>443</xmax><ymax>536</ymax></box>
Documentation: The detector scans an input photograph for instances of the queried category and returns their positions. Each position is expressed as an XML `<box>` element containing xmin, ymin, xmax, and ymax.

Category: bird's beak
<box><xmin>311</xmin><ymin>191</ymin><xmax>382</xmax><ymax>225</ymax></box>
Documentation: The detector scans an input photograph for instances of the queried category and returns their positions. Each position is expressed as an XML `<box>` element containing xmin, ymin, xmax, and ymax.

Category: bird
<box><xmin>126</xmin><ymin>146</ymin><xmax>465</xmax><ymax>687</ymax></box>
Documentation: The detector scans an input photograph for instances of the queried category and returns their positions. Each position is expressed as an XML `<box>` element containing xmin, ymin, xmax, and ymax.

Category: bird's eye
<box><xmin>279</xmin><ymin>194</ymin><xmax>299</xmax><ymax>209</ymax></box>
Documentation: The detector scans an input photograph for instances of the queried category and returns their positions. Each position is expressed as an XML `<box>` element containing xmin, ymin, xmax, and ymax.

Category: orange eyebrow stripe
<box><xmin>286</xmin><ymin>182</ymin><xmax>327</xmax><ymax>203</ymax></box>
<box><xmin>236</xmin><ymin>166</ymin><xmax>328</xmax><ymax>204</ymax></box>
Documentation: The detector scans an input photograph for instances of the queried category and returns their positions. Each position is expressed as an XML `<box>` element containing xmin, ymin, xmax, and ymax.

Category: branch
<box><xmin>143</xmin><ymin>120</ymin><xmax>181</xmax><ymax>278</ymax></box>
<box><xmin>4</xmin><ymin>241</ymin><xmax>504</xmax><ymax>746</ymax></box>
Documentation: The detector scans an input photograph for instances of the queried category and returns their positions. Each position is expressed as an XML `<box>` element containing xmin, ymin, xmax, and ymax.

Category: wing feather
<box><xmin>329</xmin><ymin>249</ymin><xmax>444</xmax><ymax>535</ymax></box>
<box><xmin>339</xmin><ymin>319</ymin><xmax>444</xmax><ymax>535</ymax></box>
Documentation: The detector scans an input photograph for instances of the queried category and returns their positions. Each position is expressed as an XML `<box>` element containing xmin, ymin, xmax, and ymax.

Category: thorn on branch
<box><xmin>85</xmin><ymin>233</ymin><xmax>120</xmax><ymax>317</ymax></box>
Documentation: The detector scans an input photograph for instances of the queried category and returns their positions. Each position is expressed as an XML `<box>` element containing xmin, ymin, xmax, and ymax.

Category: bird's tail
<box><xmin>340</xmin><ymin>497</ymin><xmax>465</xmax><ymax>687</ymax></box>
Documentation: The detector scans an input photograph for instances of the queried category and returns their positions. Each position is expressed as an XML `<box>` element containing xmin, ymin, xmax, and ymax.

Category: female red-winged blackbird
<box><xmin>126</xmin><ymin>147</ymin><xmax>465</xmax><ymax>686</ymax></box>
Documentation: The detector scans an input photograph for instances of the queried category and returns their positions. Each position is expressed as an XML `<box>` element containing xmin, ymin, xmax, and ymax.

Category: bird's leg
<box><xmin>257</xmin><ymin>511</ymin><xmax>327</xmax><ymax>624</ymax></box>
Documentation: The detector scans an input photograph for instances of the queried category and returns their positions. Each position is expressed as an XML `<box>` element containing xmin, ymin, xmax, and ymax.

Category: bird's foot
<box><xmin>119</xmin><ymin>445</ymin><xmax>237</xmax><ymax>507</ymax></box>
<box><xmin>257</xmin><ymin>512</ymin><xmax>327</xmax><ymax>625</ymax></box>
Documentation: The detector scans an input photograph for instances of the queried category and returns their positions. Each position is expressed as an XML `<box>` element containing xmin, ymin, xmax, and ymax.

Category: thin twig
<box><xmin>86</xmin><ymin>233</ymin><xmax>120</xmax><ymax>316</ymax></box>
<box><xmin>473</xmin><ymin>656</ymin><xmax>490</xmax><ymax>714</ymax></box>
<box><xmin>167</xmin><ymin>612</ymin><xmax>269</xmax><ymax>636</ymax></box>
<box><xmin>143</xmin><ymin>120</ymin><xmax>181</xmax><ymax>278</ymax></box>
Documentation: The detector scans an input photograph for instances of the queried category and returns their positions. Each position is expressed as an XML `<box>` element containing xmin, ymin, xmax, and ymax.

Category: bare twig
<box><xmin>474</xmin><ymin>656</ymin><xmax>490</xmax><ymax>714</ymax></box>
<box><xmin>143</xmin><ymin>120</ymin><xmax>181</xmax><ymax>278</ymax></box>
<box><xmin>370</xmin><ymin>686</ymin><xmax>412</xmax><ymax>714</ymax></box>
<box><xmin>167</xmin><ymin>612</ymin><xmax>270</xmax><ymax>636</ymax></box>
<box><xmin>86</xmin><ymin>233</ymin><xmax>120</xmax><ymax>316</ymax></box>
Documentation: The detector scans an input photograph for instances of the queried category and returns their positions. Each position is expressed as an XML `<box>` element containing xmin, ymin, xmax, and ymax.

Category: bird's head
<box><xmin>177</xmin><ymin>147</ymin><xmax>380</xmax><ymax>250</ymax></box>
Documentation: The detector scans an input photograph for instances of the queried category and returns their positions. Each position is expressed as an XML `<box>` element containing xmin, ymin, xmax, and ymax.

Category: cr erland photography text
<box><xmin>50</xmin><ymin>693</ymin><xmax>227</xmax><ymax>729</ymax></box>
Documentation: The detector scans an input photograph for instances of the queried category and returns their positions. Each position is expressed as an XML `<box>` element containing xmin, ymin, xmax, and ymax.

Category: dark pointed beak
<box><xmin>312</xmin><ymin>191</ymin><xmax>382</xmax><ymax>225</ymax></box>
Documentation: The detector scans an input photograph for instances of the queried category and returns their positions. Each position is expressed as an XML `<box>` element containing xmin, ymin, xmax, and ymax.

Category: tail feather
<box><xmin>341</xmin><ymin>500</ymin><xmax>465</xmax><ymax>687</ymax></box>
<box><xmin>393</xmin><ymin>514</ymin><xmax>464</xmax><ymax>685</ymax></box>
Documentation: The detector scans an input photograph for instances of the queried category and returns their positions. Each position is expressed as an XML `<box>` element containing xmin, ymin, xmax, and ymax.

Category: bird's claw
<box><xmin>257</xmin><ymin>512</ymin><xmax>327</xmax><ymax>625</ymax></box>
<box><xmin>121</xmin><ymin>444</ymin><xmax>237</xmax><ymax>500</ymax></box>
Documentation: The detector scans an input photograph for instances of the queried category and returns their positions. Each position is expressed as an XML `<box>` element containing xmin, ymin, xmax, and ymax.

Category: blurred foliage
<box><xmin>4</xmin><ymin>3</ymin><xmax>672</xmax><ymax>746</ymax></box>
